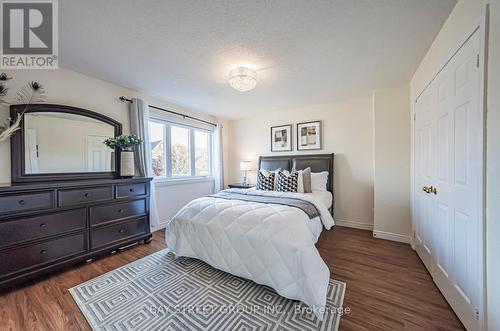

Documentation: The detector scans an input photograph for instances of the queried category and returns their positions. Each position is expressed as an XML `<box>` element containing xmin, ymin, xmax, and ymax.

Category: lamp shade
<box><xmin>240</xmin><ymin>161</ymin><xmax>253</xmax><ymax>171</ymax></box>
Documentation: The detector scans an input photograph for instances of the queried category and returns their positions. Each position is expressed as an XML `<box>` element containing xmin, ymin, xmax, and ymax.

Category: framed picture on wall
<box><xmin>270</xmin><ymin>124</ymin><xmax>292</xmax><ymax>152</ymax></box>
<box><xmin>297</xmin><ymin>120</ymin><xmax>322</xmax><ymax>150</ymax></box>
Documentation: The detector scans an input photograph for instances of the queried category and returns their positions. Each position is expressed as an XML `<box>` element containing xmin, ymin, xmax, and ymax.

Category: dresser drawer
<box><xmin>0</xmin><ymin>209</ymin><xmax>86</xmax><ymax>248</ymax></box>
<box><xmin>91</xmin><ymin>217</ymin><xmax>148</xmax><ymax>249</ymax></box>
<box><xmin>0</xmin><ymin>233</ymin><xmax>86</xmax><ymax>277</ymax></box>
<box><xmin>116</xmin><ymin>182</ymin><xmax>147</xmax><ymax>199</ymax></box>
<box><xmin>58</xmin><ymin>186</ymin><xmax>113</xmax><ymax>207</ymax></box>
<box><xmin>89</xmin><ymin>199</ymin><xmax>147</xmax><ymax>226</ymax></box>
<box><xmin>0</xmin><ymin>191</ymin><xmax>53</xmax><ymax>215</ymax></box>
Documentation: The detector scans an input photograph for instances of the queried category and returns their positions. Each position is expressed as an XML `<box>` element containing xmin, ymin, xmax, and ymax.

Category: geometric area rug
<box><xmin>70</xmin><ymin>249</ymin><xmax>346</xmax><ymax>331</ymax></box>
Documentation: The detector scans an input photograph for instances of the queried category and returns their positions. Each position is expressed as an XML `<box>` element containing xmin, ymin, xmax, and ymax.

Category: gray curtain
<box><xmin>129</xmin><ymin>98</ymin><xmax>160</xmax><ymax>227</ymax></box>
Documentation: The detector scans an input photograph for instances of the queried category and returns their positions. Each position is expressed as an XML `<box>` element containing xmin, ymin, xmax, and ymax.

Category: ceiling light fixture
<box><xmin>228</xmin><ymin>67</ymin><xmax>257</xmax><ymax>92</ymax></box>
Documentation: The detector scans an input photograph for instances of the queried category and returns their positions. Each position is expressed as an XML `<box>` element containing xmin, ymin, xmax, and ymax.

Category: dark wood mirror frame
<box><xmin>10</xmin><ymin>104</ymin><xmax>122</xmax><ymax>184</ymax></box>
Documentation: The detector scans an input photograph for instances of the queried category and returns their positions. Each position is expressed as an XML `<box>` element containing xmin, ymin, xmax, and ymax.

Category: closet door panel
<box><xmin>414</xmin><ymin>85</ymin><xmax>436</xmax><ymax>270</ymax></box>
<box><xmin>435</xmin><ymin>63</ymin><xmax>453</xmax><ymax>283</ymax></box>
<box><xmin>414</xmin><ymin>29</ymin><xmax>481</xmax><ymax>331</ymax></box>
<box><xmin>449</xmin><ymin>37</ymin><xmax>480</xmax><ymax>308</ymax></box>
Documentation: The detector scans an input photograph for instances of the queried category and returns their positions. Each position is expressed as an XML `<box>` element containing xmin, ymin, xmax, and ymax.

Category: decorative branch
<box><xmin>0</xmin><ymin>84</ymin><xmax>8</xmax><ymax>98</ymax></box>
<box><xmin>0</xmin><ymin>75</ymin><xmax>46</xmax><ymax>142</ymax></box>
<box><xmin>0</xmin><ymin>114</ymin><xmax>21</xmax><ymax>142</ymax></box>
<box><xmin>16</xmin><ymin>81</ymin><xmax>45</xmax><ymax>104</ymax></box>
<box><xmin>0</xmin><ymin>73</ymin><xmax>12</xmax><ymax>81</ymax></box>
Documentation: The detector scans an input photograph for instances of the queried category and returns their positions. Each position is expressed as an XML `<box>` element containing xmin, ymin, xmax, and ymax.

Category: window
<box><xmin>171</xmin><ymin>126</ymin><xmax>190</xmax><ymax>177</ymax></box>
<box><xmin>194</xmin><ymin>131</ymin><xmax>210</xmax><ymax>176</ymax></box>
<box><xmin>149</xmin><ymin>119</ymin><xmax>213</xmax><ymax>180</ymax></box>
<box><xmin>149</xmin><ymin>122</ymin><xmax>165</xmax><ymax>177</ymax></box>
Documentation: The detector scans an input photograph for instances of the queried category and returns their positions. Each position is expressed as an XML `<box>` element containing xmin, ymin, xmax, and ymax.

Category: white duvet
<box><xmin>165</xmin><ymin>188</ymin><xmax>335</xmax><ymax>319</ymax></box>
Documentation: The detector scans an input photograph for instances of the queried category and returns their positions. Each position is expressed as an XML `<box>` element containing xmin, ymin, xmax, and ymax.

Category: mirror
<box><xmin>10</xmin><ymin>104</ymin><xmax>122</xmax><ymax>183</ymax></box>
<box><xmin>23</xmin><ymin>112</ymin><xmax>116</xmax><ymax>174</ymax></box>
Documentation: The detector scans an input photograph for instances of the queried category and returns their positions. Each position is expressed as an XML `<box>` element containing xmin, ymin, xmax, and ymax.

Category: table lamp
<box><xmin>240</xmin><ymin>161</ymin><xmax>253</xmax><ymax>186</ymax></box>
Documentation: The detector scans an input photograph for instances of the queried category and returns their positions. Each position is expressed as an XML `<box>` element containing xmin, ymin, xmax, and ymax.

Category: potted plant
<box><xmin>104</xmin><ymin>134</ymin><xmax>142</xmax><ymax>177</ymax></box>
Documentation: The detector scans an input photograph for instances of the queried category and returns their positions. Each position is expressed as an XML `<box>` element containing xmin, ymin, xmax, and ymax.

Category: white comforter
<box><xmin>165</xmin><ymin>188</ymin><xmax>335</xmax><ymax>319</ymax></box>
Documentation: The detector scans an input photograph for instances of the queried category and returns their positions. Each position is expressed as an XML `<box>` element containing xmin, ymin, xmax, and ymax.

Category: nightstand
<box><xmin>228</xmin><ymin>183</ymin><xmax>255</xmax><ymax>189</ymax></box>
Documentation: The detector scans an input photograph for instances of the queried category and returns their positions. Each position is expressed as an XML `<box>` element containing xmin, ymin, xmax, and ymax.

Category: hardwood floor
<box><xmin>0</xmin><ymin>226</ymin><xmax>464</xmax><ymax>330</ymax></box>
<box><xmin>318</xmin><ymin>227</ymin><xmax>464</xmax><ymax>331</ymax></box>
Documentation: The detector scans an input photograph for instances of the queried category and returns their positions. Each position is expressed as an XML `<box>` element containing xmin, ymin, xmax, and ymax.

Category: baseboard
<box><xmin>410</xmin><ymin>236</ymin><xmax>416</xmax><ymax>250</ymax></box>
<box><xmin>372</xmin><ymin>230</ymin><xmax>410</xmax><ymax>244</ymax></box>
<box><xmin>335</xmin><ymin>219</ymin><xmax>373</xmax><ymax>231</ymax></box>
<box><xmin>150</xmin><ymin>225</ymin><xmax>167</xmax><ymax>233</ymax></box>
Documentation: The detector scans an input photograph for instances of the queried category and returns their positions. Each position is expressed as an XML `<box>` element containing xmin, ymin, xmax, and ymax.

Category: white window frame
<box><xmin>149</xmin><ymin>117</ymin><xmax>214</xmax><ymax>184</ymax></box>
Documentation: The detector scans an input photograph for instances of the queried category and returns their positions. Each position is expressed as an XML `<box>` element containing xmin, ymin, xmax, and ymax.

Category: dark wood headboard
<box><xmin>258</xmin><ymin>154</ymin><xmax>335</xmax><ymax>213</ymax></box>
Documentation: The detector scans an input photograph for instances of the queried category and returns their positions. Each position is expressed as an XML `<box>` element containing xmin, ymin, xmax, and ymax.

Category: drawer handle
<box><xmin>118</xmin><ymin>209</ymin><xmax>124</xmax><ymax>213</ymax></box>
<box><xmin>84</xmin><ymin>193</ymin><xmax>90</xmax><ymax>198</ymax></box>
<box><xmin>118</xmin><ymin>229</ymin><xmax>125</xmax><ymax>233</ymax></box>
<box><xmin>40</xmin><ymin>250</ymin><xmax>47</xmax><ymax>255</ymax></box>
<box><xmin>18</xmin><ymin>199</ymin><xmax>25</xmax><ymax>205</ymax></box>
<box><xmin>39</xmin><ymin>223</ymin><xmax>46</xmax><ymax>228</ymax></box>
<box><xmin>129</xmin><ymin>188</ymin><xmax>134</xmax><ymax>192</ymax></box>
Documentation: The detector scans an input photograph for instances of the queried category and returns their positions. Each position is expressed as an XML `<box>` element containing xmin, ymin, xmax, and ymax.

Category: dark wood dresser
<box><xmin>0</xmin><ymin>177</ymin><xmax>152</xmax><ymax>290</ymax></box>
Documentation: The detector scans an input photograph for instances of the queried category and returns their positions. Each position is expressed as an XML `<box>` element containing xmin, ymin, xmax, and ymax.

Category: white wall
<box><xmin>410</xmin><ymin>1</ymin><xmax>499</xmax><ymax>329</ymax></box>
<box><xmin>227</xmin><ymin>96</ymin><xmax>375</xmax><ymax>229</ymax></box>
<box><xmin>0</xmin><ymin>68</ymin><xmax>217</xmax><ymax>225</ymax></box>
<box><xmin>372</xmin><ymin>83</ymin><xmax>412</xmax><ymax>242</ymax></box>
<box><xmin>226</xmin><ymin>86</ymin><xmax>413</xmax><ymax>237</ymax></box>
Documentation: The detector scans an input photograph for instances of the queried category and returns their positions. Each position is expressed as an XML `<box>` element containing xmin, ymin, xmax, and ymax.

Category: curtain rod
<box><xmin>119</xmin><ymin>96</ymin><xmax>217</xmax><ymax>127</ymax></box>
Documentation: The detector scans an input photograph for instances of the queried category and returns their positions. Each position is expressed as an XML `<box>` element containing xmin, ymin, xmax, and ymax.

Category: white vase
<box><xmin>120</xmin><ymin>148</ymin><xmax>135</xmax><ymax>177</ymax></box>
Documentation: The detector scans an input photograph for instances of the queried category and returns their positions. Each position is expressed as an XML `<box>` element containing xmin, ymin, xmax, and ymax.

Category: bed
<box><xmin>165</xmin><ymin>154</ymin><xmax>335</xmax><ymax>319</ymax></box>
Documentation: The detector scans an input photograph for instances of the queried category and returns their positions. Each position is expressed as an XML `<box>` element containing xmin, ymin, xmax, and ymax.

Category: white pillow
<box><xmin>311</xmin><ymin>171</ymin><xmax>329</xmax><ymax>191</ymax></box>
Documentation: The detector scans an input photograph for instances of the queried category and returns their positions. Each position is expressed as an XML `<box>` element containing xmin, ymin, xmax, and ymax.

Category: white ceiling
<box><xmin>60</xmin><ymin>0</ymin><xmax>456</xmax><ymax>119</ymax></box>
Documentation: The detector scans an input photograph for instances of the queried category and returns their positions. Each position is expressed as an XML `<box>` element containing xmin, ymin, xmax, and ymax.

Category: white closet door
<box><xmin>414</xmin><ymin>30</ymin><xmax>482</xmax><ymax>331</ymax></box>
<box><xmin>415</xmin><ymin>83</ymin><xmax>436</xmax><ymax>269</ymax></box>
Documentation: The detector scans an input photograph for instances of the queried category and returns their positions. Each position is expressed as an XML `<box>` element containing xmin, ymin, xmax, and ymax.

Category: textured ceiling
<box><xmin>59</xmin><ymin>0</ymin><xmax>456</xmax><ymax>118</ymax></box>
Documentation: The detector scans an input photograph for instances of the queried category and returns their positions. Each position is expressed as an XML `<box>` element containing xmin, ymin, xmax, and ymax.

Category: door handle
<box><xmin>422</xmin><ymin>186</ymin><xmax>437</xmax><ymax>194</ymax></box>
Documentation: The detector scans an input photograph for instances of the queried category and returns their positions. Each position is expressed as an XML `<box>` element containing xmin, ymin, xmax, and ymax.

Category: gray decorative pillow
<box><xmin>302</xmin><ymin>167</ymin><xmax>312</xmax><ymax>193</ymax></box>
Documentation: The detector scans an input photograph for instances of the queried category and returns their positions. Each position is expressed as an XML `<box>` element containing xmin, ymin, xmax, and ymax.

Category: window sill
<box><xmin>153</xmin><ymin>176</ymin><xmax>215</xmax><ymax>187</ymax></box>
